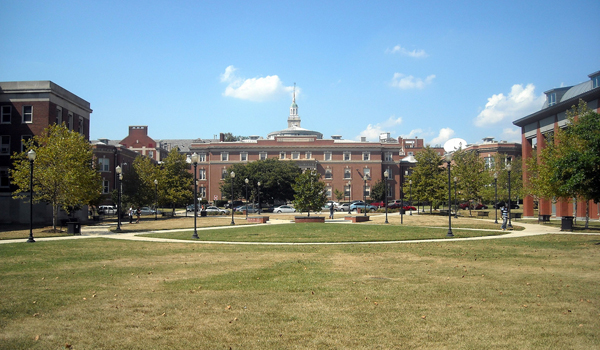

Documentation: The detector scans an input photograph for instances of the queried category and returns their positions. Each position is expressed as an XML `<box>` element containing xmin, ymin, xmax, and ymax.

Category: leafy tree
<box><xmin>452</xmin><ymin>149</ymin><xmax>487</xmax><ymax>214</ymax></box>
<box><xmin>408</xmin><ymin>146</ymin><xmax>446</xmax><ymax>212</ymax></box>
<box><xmin>334</xmin><ymin>188</ymin><xmax>345</xmax><ymax>202</ymax></box>
<box><xmin>158</xmin><ymin>148</ymin><xmax>193</xmax><ymax>213</ymax></box>
<box><xmin>222</xmin><ymin>133</ymin><xmax>248</xmax><ymax>142</ymax></box>
<box><xmin>122</xmin><ymin>156</ymin><xmax>158</xmax><ymax>209</ymax></box>
<box><xmin>292</xmin><ymin>170</ymin><xmax>327</xmax><ymax>216</ymax></box>
<box><xmin>10</xmin><ymin>124</ymin><xmax>101</xmax><ymax>230</ymax></box>
<box><xmin>370</xmin><ymin>180</ymin><xmax>386</xmax><ymax>202</ymax></box>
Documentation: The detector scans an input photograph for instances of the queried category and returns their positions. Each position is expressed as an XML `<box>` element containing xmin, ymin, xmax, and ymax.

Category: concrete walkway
<box><xmin>2</xmin><ymin>215</ymin><xmax>587</xmax><ymax>246</ymax></box>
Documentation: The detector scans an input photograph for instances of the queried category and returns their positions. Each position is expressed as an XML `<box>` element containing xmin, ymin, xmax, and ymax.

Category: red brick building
<box><xmin>463</xmin><ymin>137</ymin><xmax>521</xmax><ymax>168</ymax></box>
<box><xmin>513</xmin><ymin>70</ymin><xmax>600</xmax><ymax>220</ymax></box>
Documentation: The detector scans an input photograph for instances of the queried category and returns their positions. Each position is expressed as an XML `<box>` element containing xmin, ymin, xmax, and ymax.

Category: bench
<box><xmin>477</xmin><ymin>211</ymin><xmax>489</xmax><ymax>217</ymax></box>
<box><xmin>439</xmin><ymin>210</ymin><xmax>449</xmax><ymax>216</ymax></box>
<box><xmin>510</xmin><ymin>213</ymin><xmax>522</xmax><ymax>220</ymax></box>
<box><xmin>247</xmin><ymin>216</ymin><xmax>269</xmax><ymax>224</ymax></box>
<box><xmin>345</xmin><ymin>216</ymin><xmax>370</xmax><ymax>223</ymax></box>
<box><xmin>538</xmin><ymin>214</ymin><xmax>551</xmax><ymax>223</ymax></box>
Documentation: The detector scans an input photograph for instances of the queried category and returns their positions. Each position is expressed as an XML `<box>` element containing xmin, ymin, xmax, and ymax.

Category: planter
<box><xmin>344</xmin><ymin>216</ymin><xmax>370</xmax><ymax>223</ymax></box>
<box><xmin>294</xmin><ymin>216</ymin><xmax>325</xmax><ymax>223</ymax></box>
<box><xmin>248</xmin><ymin>216</ymin><xmax>269</xmax><ymax>224</ymax></box>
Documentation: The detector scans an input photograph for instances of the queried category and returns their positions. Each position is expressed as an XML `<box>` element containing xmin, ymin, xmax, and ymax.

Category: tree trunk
<box><xmin>52</xmin><ymin>203</ymin><xmax>58</xmax><ymax>232</ymax></box>
<box><xmin>585</xmin><ymin>201</ymin><xmax>589</xmax><ymax>229</ymax></box>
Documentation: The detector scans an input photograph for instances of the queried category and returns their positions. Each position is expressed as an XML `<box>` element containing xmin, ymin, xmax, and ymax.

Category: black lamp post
<box><xmin>191</xmin><ymin>153</ymin><xmax>199</xmax><ymax>239</ymax></box>
<box><xmin>347</xmin><ymin>181</ymin><xmax>351</xmax><ymax>203</ymax></box>
<box><xmin>230</xmin><ymin>171</ymin><xmax>235</xmax><ymax>225</ymax></box>
<box><xmin>27</xmin><ymin>149</ymin><xmax>36</xmax><ymax>243</ymax></box>
<box><xmin>257</xmin><ymin>181</ymin><xmax>261</xmax><ymax>214</ymax></box>
<box><xmin>409</xmin><ymin>179</ymin><xmax>413</xmax><ymax>216</ymax></box>
<box><xmin>445</xmin><ymin>153</ymin><xmax>454</xmax><ymax>237</ymax></box>
<box><xmin>154</xmin><ymin>179</ymin><xmax>158</xmax><ymax>220</ymax></box>
<box><xmin>507</xmin><ymin>163</ymin><xmax>513</xmax><ymax>230</ymax></box>
<box><xmin>384</xmin><ymin>170</ymin><xmax>389</xmax><ymax>224</ymax></box>
<box><xmin>244</xmin><ymin>178</ymin><xmax>249</xmax><ymax>220</ymax></box>
<box><xmin>116</xmin><ymin>165</ymin><xmax>122</xmax><ymax>232</ymax></box>
<box><xmin>453</xmin><ymin>176</ymin><xmax>458</xmax><ymax>219</ymax></box>
<box><xmin>363</xmin><ymin>175</ymin><xmax>368</xmax><ymax>217</ymax></box>
<box><xmin>494</xmin><ymin>172</ymin><xmax>498</xmax><ymax>224</ymax></box>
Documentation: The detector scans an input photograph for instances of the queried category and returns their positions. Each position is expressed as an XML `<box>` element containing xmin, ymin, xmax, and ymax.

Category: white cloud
<box><xmin>474</xmin><ymin>84</ymin><xmax>545</xmax><ymax>127</ymax></box>
<box><xmin>356</xmin><ymin>116</ymin><xmax>403</xmax><ymax>141</ymax></box>
<box><xmin>391</xmin><ymin>73</ymin><xmax>436</xmax><ymax>90</ymax></box>
<box><xmin>430</xmin><ymin>128</ymin><xmax>455</xmax><ymax>146</ymax></box>
<box><xmin>400</xmin><ymin>128</ymin><xmax>425</xmax><ymax>139</ymax></box>
<box><xmin>220</xmin><ymin>65</ymin><xmax>295</xmax><ymax>102</ymax></box>
<box><xmin>386</xmin><ymin>45</ymin><xmax>428</xmax><ymax>58</ymax></box>
<box><xmin>501</xmin><ymin>127</ymin><xmax>521</xmax><ymax>142</ymax></box>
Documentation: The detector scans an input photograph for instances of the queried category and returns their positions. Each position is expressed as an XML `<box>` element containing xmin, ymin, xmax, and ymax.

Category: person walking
<box><xmin>329</xmin><ymin>204</ymin><xmax>335</xmax><ymax>220</ymax></box>
<box><xmin>136</xmin><ymin>207</ymin><xmax>141</xmax><ymax>224</ymax></box>
<box><xmin>500</xmin><ymin>205</ymin><xmax>508</xmax><ymax>231</ymax></box>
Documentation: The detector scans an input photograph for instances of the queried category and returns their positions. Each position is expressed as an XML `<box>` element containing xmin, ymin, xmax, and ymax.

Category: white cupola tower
<box><xmin>287</xmin><ymin>83</ymin><xmax>301</xmax><ymax>128</ymax></box>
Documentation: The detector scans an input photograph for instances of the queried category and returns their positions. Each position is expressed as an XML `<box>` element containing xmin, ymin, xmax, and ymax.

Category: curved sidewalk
<box><xmin>1</xmin><ymin>218</ymin><xmax>575</xmax><ymax>245</ymax></box>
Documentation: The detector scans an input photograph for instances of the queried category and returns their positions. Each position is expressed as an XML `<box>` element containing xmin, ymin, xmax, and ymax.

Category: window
<box><xmin>1</xmin><ymin>136</ymin><xmax>10</xmax><ymax>155</ymax></box>
<box><xmin>326</xmin><ymin>186</ymin><xmax>332</xmax><ymax>198</ymax></box>
<box><xmin>344</xmin><ymin>184</ymin><xmax>351</xmax><ymax>198</ymax></box>
<box><xmin>344</xmin><ymin>152</ymin><xmax>351</xmax><ymax>161</ymax></box>
<box><xmin>384</xmin><ymin>152</ymin><xmax>393</xmax><ymax>161</ymax></box>
<box><xmin>364</xmin><ymin>168</ymin><xmax>371</xmax><ymax>179</ymax></box>
<box><xmin>199</xmin><ymin>153</ymin><xmax>206</xmax><ymax>162</ymax></box>
<box><xmin>548</xmin><ymin>93</ymin><xmax>556</xmax><ymax>106</ymax></box>
<box><xmin>407</xmin><ymin>151</ymin><xmax>414</xmax><ymax>156</ymax></box>
<box><xmin>344</xmin><ymin>168</ymin><xmax>351</xmax><ymax>179</ymax></box>
<box><xmin>199</xmin><ymin>169</ymin><xmax>206</xmax><ymax>180</ymax></box>
<box><xmin>199</xmin><ymin>187</ymin><xmax>206</xmax><ymax>199</ymax></box>
<box><xmin>292</xmin><ymin>152</ymin><xmax>300</xmax><ymax>160</ymax></box>
<box><xmin>305</xmin><ymin>151</ymin><xmax>312</xmax><ymax>159</ymax></box>
<box><xmin>324</xmin><ymin>152</ymin><xmax>332</xmax><ymax>161</ymax></box>
<box><xmin>240</xmin><ymin>152</ymin><xmax>248</xmax><ymax>161</ymax></box>
<box><xmin>221</xmin><ymin>168</ymin><xmax>227</xmax><ymax>179</ymax></box>
<box><xmin>362</xmin><ymin>152</ymin><xmax>370</xmax><ymax>161</ymax></box>
<box><xmin>98</xmin><ymin>158</ymin><xmax>110</xmax><ymax>172</ymax></box>
<box><xmin>21</xmin><ymin>135</ymin><xmax>32</xmax><ymax>152</ymax></box>
<box><xmin>148</xmin><ymin>150</ymin><xmax>154</xmax><ymax>158</ymax></box>
<box><xmin>1</xmin><ymin>106</ymin><xmax>11</xmax><ymax>124</ymax></box>
<box><xmin>78</xmin><ymin>117</ymin><xmax>84</xmax><ymax>134</ymax></box>
<box><xmin>22</xmin><ymin>106</ymin><xmax>33</xmax><ymax>123</ymax></box>
<box><xmin>279</xmin><ymin>151</ymin><xmax>286</xmax><ymax>159</ymax></box>
<box><xmin>387</xmin><ymin>185</ymin><xmax>393</xmax><ymax>198</ymax></box>
<box><xmin>102</xmin><ymin>180</ymin><xmax>110</xmax><ymax>194</ymax></box>
<box><xmin>385</xmin><ymin>168</ymin><xmax>393</xmax><ymax>179</ymax></box>
<box><xmin>364</xmin><ymin>186</ymin><xmax>371</xmax><ymax>198</ymax></box>
<box><xmin>593</xmin><ymin>75</ymin><xmax>600</xmax><ymax>89</ymax></box>
<box><xmin>259</xmin><ymin>152</ymin><xmax>267</xmax><ymax>160</ymax></box>
<box><xmin>221</xmin><ymin>152</ymin><xmax>229</xmax><ymax>161</ymax></box>
<box><xmin>325</xmin><ymin>168</ymin><xmax>333</xmax><ymax>179</ymax></box>
<box><xmin>68</xmin><ymin>113</ymin><xmax>73</xmax><ymax>130</ymax></box>
<box><xmin>56</xmin><ymin>107</ymin><xmax>62</xmax><ymax>124</ymax></box>
<box><xmin>0</xmin><ymin>168</ymin><xmax>10</xmax><ymax>188</ymax></box>
<box><xmin>484</xmin><ymin>157</ymin><xmax>494</xmax><ymax>169</ymax></box>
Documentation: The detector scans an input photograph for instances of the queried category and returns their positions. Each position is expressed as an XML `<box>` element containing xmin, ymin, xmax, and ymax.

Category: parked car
<box><xmin>403</xmin><ymin>205</ymin><xmax>417</xmax><ymax>211</ymax></box>
<box><xmin>494</xmin><ymin>202</ymin><xmax>520</xmax><ymax>209</ymax></box>
<box><xmin>273</xmin><ymin>205</ymin><xmax>296</xmax><ymax>213</ymax></box>
<box><xmin>235</xmin><ymin>204</ymin><xmax>260</xmax><ymax>213</ymax></box>
<box><xmin>459</xmin><ymin>203</ymin><xmax>488</xmax><ymax>210</ymax></box>
<box><xmin>335</xmin><ymin>203</ymin><xmax>350</xmax><ymax>212</ymax></box>
<box><xmin>325</xmin><ymin>200</ymin><xmax>340</xmax><ymax>208</ymax></box>
<box><xmin>204</xmin><ymin>206</ymin><xmax>228</xmax><ymax>214</ymax></box>
<box><xmin>187</xmin><ymin>204</ymin><xmax>200</xmax><ymax>212</ymax></box>
<box><xmin>98</xmin><ymin>205</ymin><xmax>116</xmax><ymax>215</ymax></box>
<box><xmin>370</xmin><ymin>201</ymin><xmax>386</xmax><ymax>208</ymax></box>
<box><xmin>349</xmin><ymin>201</ymin><xmax>377</xmax><ymax>212</ymax></box>
<box><xmin>225</xmin><ymin>200</ymin><xmax>243</xmax><ymax>209</ymax></box>
<box><xmin>139</xmin><ymin>207</ymin><xmax>158</xmax><ymax>215</ymax></box>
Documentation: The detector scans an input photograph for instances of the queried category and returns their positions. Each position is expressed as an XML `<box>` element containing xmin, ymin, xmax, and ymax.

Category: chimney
<box><xmin>220</xmin><ymin>133</ymin><xmax>225</xmax><ymax>142</ymax></box>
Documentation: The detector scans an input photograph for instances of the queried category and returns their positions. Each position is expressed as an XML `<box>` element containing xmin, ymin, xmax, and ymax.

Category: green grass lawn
<box><xmin>1</xmin><ymin>229</ymin><xmax>599</xmax><ymax>349</ymax></box>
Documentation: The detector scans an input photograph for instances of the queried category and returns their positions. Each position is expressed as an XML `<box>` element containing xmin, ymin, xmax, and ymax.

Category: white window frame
<box><xmin>279</xmin><ymin>151</ymin><xmax>286</xmax><ymax>159</ymax></box>
<box><xmin>199</xmin><ymin>187</ymin><xmax>206</xmax><ymax>199</ymax></box>
<box><xmin>292</xmin><ymin>152</ymin><xmax>300</xmax><ymax>160</ymax></box>
<box><xmin>362</xmin><ymin>152</ymin><xmax>370</xmax><ymax>161</ymax></box>
<box><xmin>385</xmin><ymin>152</ymin><xmax>393</xmax><ymax>162</ymax></box>
<box><xmin>386</xmin><ymin>168</ymin><xmax>393</xmax><ymax>179</ymax></box>
<box><xmin>68</xmin><ymin>113</ymin><xmax>73</xmax><ymax>130</ymax></box>
<box><xmin>343</xmin><ymin>151</ymin><xmax>351</xmax><ymax>161</ymax></box>
<box><xmin>364</xmin><ymin>168</ymin><xmax>371</xmax><ymax>179</ymax></box>
<box><xmin>0</xmin><ymin>135</ymin><xmax>10</xmax><ymax>155</ymax></box>
<box><xmin>199</xmin><ymin>169</ymin><xmax>206</xmax><ymax>180</ymax></box>
<box><xmin>221</xmin><ymin>152</ymin><xmax>229</xmax><ymax>161</ymax></box>
<box><xmin>344</xmin><ymin>168</ymin><xmax>351</xmax><ymax>179</ymax></box>
<box><xmin>326</xmin><ymin>186</ymin><xmax>332</xmax><ymax>198</ymax></box>
<box><xmin>344</xmin><ymin>185</ymin><xmax>351</xmax><ymax>198</ymax></box>
<box><xmin>221</xmin><ymin>168</ymin><xmax>227</xmax><ymax>179</ymax></box>
<box><xmin>198</xmin><ymin>153</ymin><xmax>206</xmax><ymax>162</ymax></box>
<box><xmin>364</xmin><ymin>185</ymin><xmax>371</xmax><ymax>198</ymax></box>
<box><xmin>305</xmin><ymin>151</ymin><xmax>312</xmax><ymax>159</ymax></box>
<box><xmin>1</xmin><ymin>106</ymin><xmax>11</xmax><ymax>124</ymax></box>
<box><xmin>240</xmin><ymin>152</ymin><xmax>248</xmax><ymax>162</ymax></box>
<box><xmin>56</xmin><ymin>107</ymin><xmax>62</xmax><ymax>124</ymax></box>
<box><xmin>259</xmin><ymin>152</ymin><xmax>267</xmax><ymax>160</ymax></box>
<box><xmin>0</xmin><ymin>167</ymin><xmax>10</xmax><ymax>188</ymax></box>
<box><xmin>324</xmin><ymin>152</ymin><xmax>332</xmax><ymax>161</ymax></box>
<box><xmin>325</xmin><ymin>168</ymin><xmax>333</xmax><ymax>179</ymax></box>
<box><xmin>22</xmin><ymin>106</ymin><xmax>33</xmax><ymax>123</ymax></box>
<box><xmin>78</xmin><ymin>116</ymin><xmax>84</xmax><ymax>134</ymax></box>
<box><xmin>98</xmin><ymin>158</ymin><xmax>110</xmax><ymax>172</ymax></box>
<box><xmin>102</xmin><ymin>179</ymin><xmax>110</xmax><ymax>194</ymax></box>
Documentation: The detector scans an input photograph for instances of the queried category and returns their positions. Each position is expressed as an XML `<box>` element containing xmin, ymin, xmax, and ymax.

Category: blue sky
<box><xmin>1</xmin><ymin>0</ymin><xmax>599</xmax><ymax>146</ymax></box>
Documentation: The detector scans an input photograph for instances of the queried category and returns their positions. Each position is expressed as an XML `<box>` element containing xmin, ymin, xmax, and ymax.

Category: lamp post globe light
<box><xmin>453</xmin><ymin>176</ymin><xmax>458</xmax><ymax>219</ymax></box>
<box><xmin>507</xmin><ymin>163</ymin><xmax>513</xmax><ymax>230</ymax></box>
<box><xmin>363</xmin><ymin>175</ymin><xmax>368</xmax><ymax>217</ymax></box>
<box><xmin>244</xmin><ymin>178</ymin><xmax>249</xmax><ymax>220</ymax></box>
<box><xmin>494</xmin><ymin>172</ymin><xmax>498</xmax><ymax>224</ymax></box>
<box><xmin>116</xmin><ymin>165</ymin><xmax>122</xmax><ymax>232</ymax></box>
<box><xmin>257</xmin><ymin>181</ymin><xmax>261</xmax><ymax>214</ymax></box>
<box><xmin>230</xmin><ymin>171</ymin><xmax>235</xmax><ymax>225</ymax></box>
<box><xmin>445</xmin><ymin>153</ymin><xmax>454</xmax><ymax>237</ymax></box>
<box><xmin>191</xmin><ymin>153</ymin><xmax>199</xmax><ymax>239</ymax></box>
<box><xmin>27</xmin><ymin>149</ymin><xmax>36</xmax><ymax>243</ymax></box>
<box><xmin>384</xmin><ymin>170</ymin><xmax>389</xmax><ymax>224</ymax></box>
<box><xmin>154</xmin><ymin>179</ymin><xmax>158</xmax><ymax>220</ymax></box>
<box><xmin>409</xmin><ymin>179</ymin><xmax>413</xmax><ymax>216</ymax></box>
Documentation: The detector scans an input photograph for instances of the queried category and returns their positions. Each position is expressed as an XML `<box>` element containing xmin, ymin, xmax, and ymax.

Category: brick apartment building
<box><xmin>0</xmin><ymin>81</ymin><xmax>92</xmax><ymax>223</ymax></box>
<box><xmin>513</xmin><ymin>70</ymin><xmax>600</xmax><ymax>220</ymax></box>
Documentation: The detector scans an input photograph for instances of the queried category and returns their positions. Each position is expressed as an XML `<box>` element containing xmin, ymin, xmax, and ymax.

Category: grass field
<box><xmin>1</xmin><ymin>219</ymin><xmax>599</xmax><ymax>349</ymax></box>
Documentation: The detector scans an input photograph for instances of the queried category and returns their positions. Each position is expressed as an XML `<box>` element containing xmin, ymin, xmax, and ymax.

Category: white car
<box><xmin>204</xmin><ymin>206</ymin><xmax>228</xmax><ymax>214</ymax></box>
<box><xmin>326</xmin><ymin>200</ymin><xmax>340</xmax><ymax>208</ymax></box>
<box><xmin>273</xmin><ymin>205</ymin><xmax>296</xmax><ymax>213</ymax></box>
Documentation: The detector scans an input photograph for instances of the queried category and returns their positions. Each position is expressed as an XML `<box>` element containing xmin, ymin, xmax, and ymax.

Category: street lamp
<box><xmin>409</xmin><ymin>179</ymin><xmax>413</xmax><ymax>216</ymax></box>
<box><xmin>154</xmin><ymin>179</ymin><xmax>158</xmax><ymax>220</ymax></box>
<box><xmin>384</xmin><ymin>170</ymin><xmax>389</xmax><ymax>224</ymax></box>
<box><xmin>445</xmin><ymin>153</ymin><xmax>454</xmax><ymax>237</ymax></box>
<box><xmin>244</xmin><ymin>178</ymin><xmax>249</xmax><ymax>220</ymax></box>
<box><xmin>191</xmin><ymin>153</ymin><xmax>199</xmax><ymax>239</ymax></box>
<box><xmin>453</xmin><ymin>176</ymin><xmax>458</xmax><ymax>219</ymax></box>
<box><xmin>230</xmin><ymin>171</ymin><xmax>235</xmax><ymax>225</ymax></box>
<box><xmin>363</xmin><ymin>175</ymin><xmax>368</xmax><ymax>217</ymax></box>
<box><xmin>27</xmin><ymin>149</ymin><xmax>36</xmax><ymax>243</ymax></box>
<box><xmin>257</xmin><ymin>181</ymin><xmax>261</xmax><ymax>214</ymax></box>
<box><xmin>507</xmin><ymin>163</ymin><xmax>513</xmax><ymax>230</ymax></box>
<box><xmin>116</xmin><ymin>165</ymin><xmax>122</xmax><ymax>232</ymax></box>
<box><xmin>494</xmin><ymin>172</ymin><xmax>498</xmax><ymax>224</ymax></box>
<box><xmin>347</xmin><ymin>181</ymin><xmax>351</xmax><ymax>203</ymax></box>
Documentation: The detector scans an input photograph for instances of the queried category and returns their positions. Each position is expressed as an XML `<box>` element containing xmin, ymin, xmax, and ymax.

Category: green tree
<box><xmin>292</xmin><ymin>170</ymin><xmax>327</xmax><ymax>216</ymax></box>
<box><xmin>370</xmin><ymin>180</ymin><xmax>386</xmax><ymax>202</ymax></box>
<box><xmin>408</xmin><ymin>146</ymin><xmax>446</xmax><ymax>212</ymax></box>
<box><xmin>122</xmin><ymin>156</ymin><xmax>158</xmax><ymax>209</ymax></box>
<box><xmin>452</xmin><ymin>149</ymin><xmax>487</xmax><ymax>214</ymax></box>
<box><xmin>158</xmin><ymin>148</ymin><xmax>193</xmax><ymax>213</ymax></box>
<box><xmin>334</xmin><ymin>188</ymin><xmax>345</xmax><ymax>202</ymax></box>
<box><xmin>10</xmin><ymin>124</ymin><xmax>101</xmax><ymax>230</ymax></box>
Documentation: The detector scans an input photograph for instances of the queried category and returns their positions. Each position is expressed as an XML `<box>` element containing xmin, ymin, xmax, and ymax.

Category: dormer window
<box><xmin>593</xmin><ymin>75</ymin><xmax>600</xmax><ymax>89</ymax></box>
<box><xmin>548</xmin><ymin>93</ymin><xmax>557</xmax><ymax>106</ymax></box>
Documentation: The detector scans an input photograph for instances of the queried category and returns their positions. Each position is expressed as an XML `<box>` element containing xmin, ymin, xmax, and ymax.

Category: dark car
<box><xmin>494</xmin><ymin>202</ymin><xmax>520</xmax><ymax>209</ymax></box>
<box><xmin>459</xmin><ymin>203</ymin><xmax>488</xmax><ymax>210</ymax></box>
<box><xmin>225</xmin><ymin>200</ymin><xmax>244</xmax><ymax>209</ymax></box>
